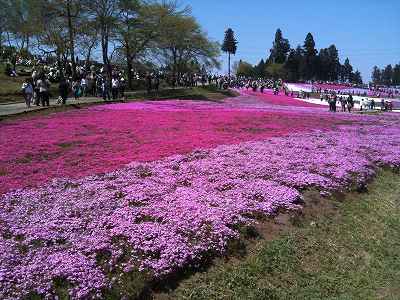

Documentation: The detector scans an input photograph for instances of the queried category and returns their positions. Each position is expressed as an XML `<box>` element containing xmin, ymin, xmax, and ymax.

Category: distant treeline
<box><xmin>371</xmin><ymin>64</ymin><xmax>400</xmax><ymax>86</ymax></box>
<box><xmin>235</xmin><ymin>29</ymin><xmax>363</xmax><ymax>84</ymax></box>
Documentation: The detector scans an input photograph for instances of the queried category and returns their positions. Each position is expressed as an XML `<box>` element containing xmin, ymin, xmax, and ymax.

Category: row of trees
<box><xmin>371</xmin><ymin>64</ymin><xmax>400</xmax><ymax>86</ymax></box>
<box><xmin>235</xmin><ymin>29</ymin><xmax>362</xmax><ymax>84</ymax></box>
<box><xmin>0</xmin><ymin>0</ymin><xmax>220</xmax><ymax>88</ymax></box>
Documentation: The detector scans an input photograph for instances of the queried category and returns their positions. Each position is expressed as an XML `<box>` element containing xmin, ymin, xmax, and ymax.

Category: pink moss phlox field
<box><xmin>2</xmin><ymin>118</ymin><xmax>400</xmax><ymax>298</ymax></box>
<box><xmin>239</xmin><ymin>89</ymin><xmax>325</xmax><ymax>108</ymax></box>
<box><xmin>0</xmin><ymin>92</ymin><xmax>365</xmax><ymax>195</ymax></box>
<box><xmin>1</xmin><ymin>90</ymin><xmax>400</xmax><ymax>298</ymax></box>
<box><xmin>291</xmin><ymin>82</ymin><xmax>400</xmax><ymax>100</ymax></box>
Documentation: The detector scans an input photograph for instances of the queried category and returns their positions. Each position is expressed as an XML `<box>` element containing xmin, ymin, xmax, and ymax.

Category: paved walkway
<box><xmin>0</xmin><ymin>86</ymin><xmax>199</xmax><ymax>117</ymax></box>
<box><xmin>0</xmin><ymin>96</ymin><xmax>116</xmax><ymax>117</ymax></box>
<box><xmin>0</xmin><ymin>95</ymin><xmax>135</xmax><ymax>117</ymax></box>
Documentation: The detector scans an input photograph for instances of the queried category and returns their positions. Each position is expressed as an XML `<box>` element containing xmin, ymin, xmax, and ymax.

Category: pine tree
<box><xmin>254</xmin><ymin>59</ymin><xmax>266</xmax><ymax>78</ymax></box>
<box><xmin>372</xmin><ymin>66</ymin><xmax>381</xmax><ymax>85</ymax></box>
<box><xmin>221</xmin><ymin>28</ymin><xmax>238</xmax><ymax>77</ymax></box>
<box><xmin>382</xmin><ymin>64</ymin><xmax>393</xmax><ymax>86</ymax></box>
<box><xmin>352</xmin><ymin>70</ymin><xmax>363</xmax><ymax>84</ymax></box>
<box><xmin>302</xmin><ymin>33</ymin><xmax>318</xmax><ymax>80</ymax></box>
<box><xmin>342</xmin><ymin>58</ymin><xmax>353</xmax><ymax>83</ymax></box>
<box><xmin>317</xmin><ymin>48</ymin><xmax>329</xmax><ymax>81</ymax></box>
<box><xmin>268</xmin><ymin>28</ymin><xmax>290</xmax><ymax>64</ymax></box>
<box><xmin>327</xmin><ymin>45</ymin><xmax>340</xmax><ymax>81</ymax></box>
<box><xmin>285</xmin><ymin>48</ymin><xmax>301</xmax><ymax>81</ymax></box>
<box><xmin>392</xmin><ymin>63</ymin><xmax>400</xmax><ymax>86</ymax></box>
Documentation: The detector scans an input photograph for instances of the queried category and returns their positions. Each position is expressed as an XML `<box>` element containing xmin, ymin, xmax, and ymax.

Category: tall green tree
<box><xmin>3</xmin><ymin>0</ymin><xmax>41</xmax><ymax>54</ymax></box>
<box><xmin>317</xmin><ymin>45</ymin><xmax>340</xmax><ymax>82</ymax></box>
<box><xmin>382</xmin><ymin>64</ymin><xmax>393</xmax><ymax>86</ymax></box>
<box><xmin>301</xmin><ymin>32</ymin><xmax>318</xmax><ymax>80</ymax></box>
<box><xmin>235</xmin><ymin>59</ymin><xmax>253</xmax><ymax>77</ymax></box>
<box><xmin>44</xmin><ymin>0</ymin><xmax>87</xmax><ymax>79</ymax></box>
<box><xmin>158</xmin><ymin>13</ymin><xmax>220</xmax><ymax>81</ymax></box>
<box><xmin>285</xmin><ymin>46</ymin><xmax>302</xmax><ymax>81</ymax></box>
<box><xmin>268</xmin><ymin>28</ymin><xmax>290</xmax><ymax>64</ymax></box>
<box><xmin>266</xmin><ymin>63</ymin><xmax>286</xmax><ymax>80</ymax></box>
<box><xmin>371</xmin><ymin>66</ymin><xmax>381</xmax><ymax>84</ymax></box>
<box><xmin>352</xmin><ymin>70</ymin><xmax>363</xmax><ymax>84</ymax></box>
<box><xmin>116</xmin><ymin>0</ymin><xmax>177</xmax><ymax>88</ymax></box>
<box><xmin>253</xmin><ymin>59</ymin><xmax>266</xmax><ymax>78</ymax></box>
<box><xmin>317</xmin><ymin>48</ymin><xmax>330</xmax><ymax>81</ymax></box>
<box><xmin>392</xmin><ymin>63</ymin><xmax>400</xmax><ymax>86</ymax></box>
<box><xmin>0</xmin><ymin>0</ymin><xmax>7</xmax><ymax>53</ymax></box>
<box><xmin>85</xmin><ymin>0</ymin><xmax>120</xmax><ymax>77</ymax></box>
<box><xmin>326</xmin><ymin>45</ymin><xmax>340</xmax><ymax>81</ymax></box>
<box><xmin>342</xmin><ymin>58</ymin><xmax>353</xmax><ymax>83</ymax></box>
<box><xmin>35</xmin><ymin>6</ymin><xmax>69</xmax><ymax>72</ymax></box>
<box><xmin>221</xmin><ymin>28</ymin><xmax>238</xmax><ymax>77</ymax></box>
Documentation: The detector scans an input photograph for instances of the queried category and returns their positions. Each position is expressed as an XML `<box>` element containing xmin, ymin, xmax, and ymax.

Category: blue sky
<box><xmin>188</xmin><ymin>0</ymin><xmax>400</xmax><ymax>82</ymax></box>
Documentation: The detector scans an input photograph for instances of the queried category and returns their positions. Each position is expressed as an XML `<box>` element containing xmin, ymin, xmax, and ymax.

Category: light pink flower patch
<box><xmin>0</xmin><ymin>93</ymin><xmax>360</xmax><ymax>195</ymax></box>
<box><xmin>1</xmin><ymin>91</ymin><xmax>400</xmax><ymax>299</ymax></box>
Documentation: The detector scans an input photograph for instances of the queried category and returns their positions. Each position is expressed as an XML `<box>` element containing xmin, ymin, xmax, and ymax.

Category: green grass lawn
<box><xmin>161</xmin><ymin>170</ymin><xmax>400</xmax><ymax>300</ymax></box>
<box><xmin>0</xmin><ymin>86</ymin><xmax>238</xmax><ymax>120</ymax></box>
<box><xmin>0</xmin><ymin>61</ymin><xmax>235</xmax><ymax>105</ymax></box>
<box><xmin>0</xmin><ymin>68</ymin><xmax>27</xmax><ymax>103</ymax></box>
<box><xmin>126</xmin><ymin>85</ymin><xmax>238</xmax><ymax>102</ymax></box>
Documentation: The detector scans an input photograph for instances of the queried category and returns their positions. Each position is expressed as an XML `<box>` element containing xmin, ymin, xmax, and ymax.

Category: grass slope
<box><xmin>0</xmin><ymin>86</ymin><xmax>238</xmax><ymax>121</ymax></box>
<box><xmin>164</xmin><ymin>170</ymin><xmax>400</xmax><ymax>300</ymax></box>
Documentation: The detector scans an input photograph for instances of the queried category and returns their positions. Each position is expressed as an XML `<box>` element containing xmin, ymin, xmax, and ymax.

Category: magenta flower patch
<box><xmin>1</xmin><ymin>91</ymin><xmax>400</xmax><ymax>298</ymax></box>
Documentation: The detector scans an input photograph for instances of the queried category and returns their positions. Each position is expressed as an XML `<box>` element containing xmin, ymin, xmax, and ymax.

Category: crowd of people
<box><xmin>321</xmin><ymin>93</ymin><xmax>355</xmax><ymax>113</ymax></box>
<box><xmin>311</xmin><ymin>81</ymin><xmax>400</xmax><ymax>98</ymax></box>
<box><xmin>20</xmin><ymin>66</ymin><xmax>128</xmax><ymax>107</ymax></box>
<box><xmin>3</xmin><ymin>52</ymin><xmax>399</xmax><ymax>112</ymax></box>
<box><xmin>320</xmin><ymin>91</ymin><xmax>394</xmax><ymax>112</ymax></box>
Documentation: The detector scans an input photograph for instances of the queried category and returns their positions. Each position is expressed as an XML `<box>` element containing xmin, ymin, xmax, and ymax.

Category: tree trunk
<box><xmin>127</xmin><ymin>56</ymin><xmax>133</xmax><ymax>90</ymax></box>
<box><xmin>26</xmin><ymin>35</ymin><xmax>30</xmax><ymax>55</ymax></box>
<box><xmin>101</xmin><ymin>25</ymin><xmax>111</xmax><ymax>78</ymax></box>
<box><xmin>85</xmin><ymin>40</ymin><xmax>95</xmax><ymax>70</ymax></box>
<box><xmin>172</xmin><ymin>49</ymin><xmax>177</xmax><ymax>87</ymax></box>
<box><xmin>56</xmin><ymin>50</ymin><xmax>63</xmax><ymax>77</ymax></box>
<box><xmin>0</xmin><ymin>30</ymin><xmax>3</xmax><ymax>54</ymax></box>
<box><xmin>66</xmin><ymin>0</ymin><xmax>77</xmax><ymax>79</ymax></box>
<box><xmin>228</xmin><ymin>52</ymin><xmax>231</xmax><ymax>77</ymax></box>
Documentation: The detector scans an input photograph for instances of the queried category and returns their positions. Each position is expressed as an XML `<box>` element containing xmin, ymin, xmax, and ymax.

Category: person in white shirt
<box><xmin>21</xmin><ymin>79</ymin><xmax>34</xmax><ymax>108</ymax></box>
<box><xmin>36</xmin><ymin>76</ymin><xmax>51</xmax><ymax>106</ymax></box>
<box><xmin>81</xmin><ymin>77</ymin><xmax>87</xmax><ymax>97</ymax></box>
<box><xmin>111</xmin><ymin>77</ymin><xmax>119</xmax><ymax>100</ymax></box>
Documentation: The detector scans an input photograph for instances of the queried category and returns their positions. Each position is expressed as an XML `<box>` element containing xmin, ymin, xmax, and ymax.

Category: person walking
<box><xmin>340</xmin><ymin>97</ymin><xmax>347</xmax><ymax>112</ymax></box>
<box><xmin>21</xmin><ymin>79</ymin><xmax>33</xmax><ymax>108</ymax></box>
<box><xmin>37</xmin><ymin>75</ymin><xmax>51</xmax><ymax>107</ymax></box>
<box><xmin>72</xmin><ymin>80</ymin><xmax>81</xmax><ymax>100</ymax></box>
<box><xmin>333</xmin><ymin>94</ymin><xmax>337</xmax><ymax>112</ymax></box>
<box><xmin>81</xmin><ymin>77</ymin><xmax>87</xmax><ymax>97</ymax></box>
<box><xmin>153</xmin><ymin>75</ymin><xmax>160</xmax><ymax>92</ymax></box>
<box><xmin>111</xmin><ymin>77</ymin><xmax>119</xmax><ymax>100</ymax></box>
<box><xmin>347</xmin><ymin>95</ymin><xmax>353</xmax><ymax>113</ymax></box>
<box><xmin>33</xmin><ymin>78</ymin><xmax>40</xmax><ymax>106</ymax></box>
<box><xmin>370</xmin><ymin>99</ymin><xmax>375</xmax><ymax>110</ymax></box>
<box><xmin>381</xmin><ymin>99</ymin><xmax>385</xmax><ymax>111</ymax></box>
<box><xmin>119</xmin><ymin>77</ymin><xmax>126</xmax><ymax>100</ymax></box>
<box><xmin>59</xmin><ymin>77</ymin><xmax>70</xmax><ymax>105</ymax></box>
<box><xmin>102</xmin><ymin>77</ymin><xmax>111</xmax><ymax>101</ymax></box>
<box><xmin>145</xmin><ymin>73</ymin><xmax>152</xmax><ymax>94</ymax></box>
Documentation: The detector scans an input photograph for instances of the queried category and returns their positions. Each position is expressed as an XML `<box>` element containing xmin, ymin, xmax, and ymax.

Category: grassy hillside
<box><xmin>162</xmin><ymin>170</ymin><xmax>400</xmax><ymax>299</ymax></box>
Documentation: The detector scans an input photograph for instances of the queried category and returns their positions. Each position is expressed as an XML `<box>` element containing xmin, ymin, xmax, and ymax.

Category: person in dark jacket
<box><xmin>146</xmin><ymin>73</ymin><xmax>152</xmax><ymax>94</ymax></box>
<box><xmin>59</xmin><ymin>78</ymin><xmax>70</xmax><ymax>105</ymax></box>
